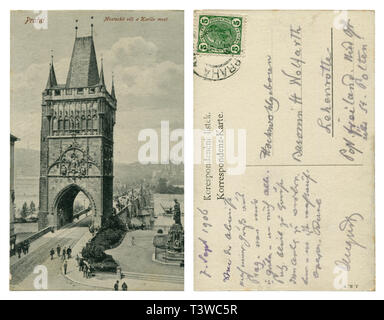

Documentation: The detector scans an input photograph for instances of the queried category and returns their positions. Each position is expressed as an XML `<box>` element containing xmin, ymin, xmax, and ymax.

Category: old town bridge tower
<box><xmin>38</xmin><ymin>27</ymin><xmax>116</xmax><ymax>230</ymax></box>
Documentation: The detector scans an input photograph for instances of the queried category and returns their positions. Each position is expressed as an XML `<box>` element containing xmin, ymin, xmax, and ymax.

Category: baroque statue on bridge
<box><xmin>173</xmin><ymin>199</ymin><xmax>182</xmax><ymax>225</ymax></box>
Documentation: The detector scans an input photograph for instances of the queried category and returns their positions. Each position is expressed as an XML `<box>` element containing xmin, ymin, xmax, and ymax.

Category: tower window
<box><xmin>77</xmin><ymin>88</ymin><xmax>84</xmax><ymax>95</ymax></box>
<box><xmin>87</xmin><ymin>116</ymin><xmax>92</xmax><ymax>131</ymax></box>
<box><xmin>53</xmin><ymin>117</ymin><xmax>58</xmax><ymax>131</ymax></box>
<box><xmin>93</xmin><ymin>115</ymin><xmax>98</xmax><ymax>131</ymax></box>
<box><xmin>81</xmin><ymin>117</ymin><xmax>86</xmax><ymax>130</ymax></box>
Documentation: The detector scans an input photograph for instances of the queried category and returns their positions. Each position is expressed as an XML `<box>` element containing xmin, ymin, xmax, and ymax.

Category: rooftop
<box><xmin>65</xmin><ymin>36</ymin><xmax>100</xmax><ymax>88</ymax></box>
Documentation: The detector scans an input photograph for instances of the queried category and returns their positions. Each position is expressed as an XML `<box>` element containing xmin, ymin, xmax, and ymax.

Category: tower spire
<box><xmin>66</xmin><ymin>32</ymin><xmax>100</xmax><ymax>87</ymax></box>
<box><xmin>75</xmin><ymin>19</ymin><xmax>78</xmax><ymax>38</ymax></box>
<box><xmin>91</xmin><ymin>16</ymin><xmax>94</xmax><ymax>37</ymax></box>
<box><xmin>99</xmin><ymin>56</ymin><xmax>105</xmax><ymax>87</ymax></box>
<box><xmin>111</xmin><ymin>71</ymin><xmax>116</xmax><ymax>99</ymax></box>
<box><xmin>46</xmin><ymin>50</ymin><xmax>57</xmax><ymax>89</ymax></box>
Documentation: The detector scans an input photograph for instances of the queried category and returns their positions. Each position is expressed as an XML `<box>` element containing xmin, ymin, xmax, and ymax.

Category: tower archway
<box><xmin>38</xmin><ymin>30</ymin><xmax>116</xmax><ymax>231</ymax></box>
<box><xmin>52</xmin><ymin>184</ymin><xmax>96</xmax><ymax>229</ymax></box>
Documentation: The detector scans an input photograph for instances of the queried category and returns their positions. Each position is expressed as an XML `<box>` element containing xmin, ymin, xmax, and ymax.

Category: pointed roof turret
<box><xmin>46</xmin><ymin>53</ymin><xmax>57</xmax><ymax>89</ymax></box>
<box><xmin>99</xmin><ymin>57</ymin><xmax>105</xmax><ymax>87</ymax></box>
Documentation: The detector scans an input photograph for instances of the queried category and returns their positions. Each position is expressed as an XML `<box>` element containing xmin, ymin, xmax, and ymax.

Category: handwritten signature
<box><xmin>335</xmin><ymin>213</ymin><xmax>366</xmax><ymax>271</ymax></box>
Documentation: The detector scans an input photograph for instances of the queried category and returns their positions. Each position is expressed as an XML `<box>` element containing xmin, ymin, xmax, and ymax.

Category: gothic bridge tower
<box><xmin>38</xmin><ymin>26</ymin><xmax>116</xmax><ymax>230</ymax></box>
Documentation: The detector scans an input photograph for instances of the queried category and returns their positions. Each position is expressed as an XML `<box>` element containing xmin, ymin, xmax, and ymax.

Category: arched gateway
<box><xmin>38</xmin><ymin>29</ymin><xmax>117</xmax><ymax>230</ymax></box>
<box><xmin>52</xmin><ymin>184</ymin><xmax>96</xmax><ymax>228</ymax></box>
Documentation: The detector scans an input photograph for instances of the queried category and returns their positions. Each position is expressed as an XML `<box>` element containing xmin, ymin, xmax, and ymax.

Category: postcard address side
<box><xmin>194</xmin><ymin>11</ymin><xmax>375</xmax><ymax>291</ymax></box>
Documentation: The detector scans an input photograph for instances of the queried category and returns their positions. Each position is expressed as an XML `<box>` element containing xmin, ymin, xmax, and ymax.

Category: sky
<box><xmin>10</xmin><ymin>10</ymin><xmax>184</xmax><ymax>164</ymax></box>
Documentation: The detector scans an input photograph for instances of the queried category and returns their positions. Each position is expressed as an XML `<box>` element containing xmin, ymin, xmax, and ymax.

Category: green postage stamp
<box><xmin>197</xmin><ymin>15</ymin><xmax>243</xmax><ymax>55</ymax></box>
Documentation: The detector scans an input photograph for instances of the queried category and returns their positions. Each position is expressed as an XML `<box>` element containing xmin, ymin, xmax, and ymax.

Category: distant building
<box><xmin>10</xmin><ymin>134</ymin><xmax>19</xmax><ymax>254</ymax></box>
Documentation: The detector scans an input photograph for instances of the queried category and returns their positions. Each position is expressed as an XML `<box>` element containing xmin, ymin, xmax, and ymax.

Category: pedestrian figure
<box><xmin>131</xmin><ymin>236</ymin><xmax>135</xmax><ymax>246</ymax></box>
<box><xmin>25</xmin><ymin>241</ymin><xmax>30</xmax><ymax>254</ymax></box>
<box><xmin>88</xmin><ymin>265</ymin><xmax>93</xmax><ymax>278</ymax></box>
<box><xmin>86</xmin><ymin>262</ymin><xmax>92</xmax><ymax>278</ymax></box>
<box><xmin>22</xmin><ymin>242</ymin><xmax>27</xmax><ymax>255</ymax></box>
<box><xmin>57</xmin><ymin>245</ymin><xmax>61</xmax><ymax>257</ymax></box>
<box><xmin>83</xmin><ymin>263</ymin><xmax>88</xmax><ymax>278</ymax></box>
<box><xmin>17</xmin><ymin>246</ymin><xmax>22</xmax><ymax>259</ymax></box>
<box><xmin>50</xmin><ymin>248</ymin><xmax>55</xmax><ymax>260</ymax></box>
<box><xmin>75</xmin><ymin>254</ymin><xmax>80</xmax><ymax>267</ymax></box>
<box><xmin>62</xmin><ymin>247</ymin><xmax>66</xmax><ymax>260</ymax></box>
<box><xmin>114</xmin><ymin>281</ymin><xmax>119</xmax><ymax>291</ymax></box>
<box><xmin>122</xmin><ymin>282</ymin><xmax>128</xmax><ymax>291</ymax></box>
<box><xmin>79</xmin><ymin>258</ymin><xmax>84</xmax><ymax>272</ymax></box>
<box><xmin>63</xmin><ymin>260</ymin><xmax>68</xmax><ymax>275</ymax></box>
<box><xmin>67</xmin><ymin>247</ymin><xmax>72</xmax><ymax>259</ymax></box>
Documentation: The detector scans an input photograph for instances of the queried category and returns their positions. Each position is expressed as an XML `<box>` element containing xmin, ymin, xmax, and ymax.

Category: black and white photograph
<box><xmin>10</xmin><ymin>10</ymin><xmax>184</xmax><ymax>291</ymax></box>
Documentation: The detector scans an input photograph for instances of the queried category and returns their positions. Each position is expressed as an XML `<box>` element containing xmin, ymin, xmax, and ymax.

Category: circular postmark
<box><xmin>194</xmin><ymin>53</ymin><xmax>242</xmax><ymax>81</ymax></box>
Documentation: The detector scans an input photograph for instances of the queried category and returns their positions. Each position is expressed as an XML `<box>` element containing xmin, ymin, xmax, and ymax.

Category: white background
<box><xmin>0</xmin><ymin>0</ymin><xmax>382</xmax><ymax>300</ymax></box>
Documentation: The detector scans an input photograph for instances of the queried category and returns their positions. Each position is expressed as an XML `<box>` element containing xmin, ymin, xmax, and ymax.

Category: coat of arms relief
<box><xmin>48</xmin><ymin>140</ymin><xmax>100</xmax><ymax>177</ymax></box>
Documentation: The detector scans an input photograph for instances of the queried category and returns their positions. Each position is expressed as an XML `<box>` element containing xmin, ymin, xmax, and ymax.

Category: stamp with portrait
<box><xmin>197</xmin><ymin>15</ymin><xmax>243</xmax><ymax>55</ymax></box>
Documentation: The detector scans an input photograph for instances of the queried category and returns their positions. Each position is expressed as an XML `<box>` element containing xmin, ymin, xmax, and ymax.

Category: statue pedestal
<box><xmin>167</xmin><ymin>224</ymin><xmax>184</xmax><ymax>251</ymax></box>
<box><xmin>153</xmin><ymin>223</ymin><xmax>184</xmax><ymax>265</ymax></box>
<box><xmin>164</xmin><ymin>249</ymin><xmax>184</xmax><ymax>263</ymax></box>
<box><xmin>165</xmin><ymin>223</ymin><xmax>184</xmax><ymax>264</ymax></box>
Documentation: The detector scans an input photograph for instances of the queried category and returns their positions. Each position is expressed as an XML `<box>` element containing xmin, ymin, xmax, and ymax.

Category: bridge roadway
<box><xmin>10</xmin><ymin>213</ymin><xmax>107</xmax><ymax>291</ymax></box>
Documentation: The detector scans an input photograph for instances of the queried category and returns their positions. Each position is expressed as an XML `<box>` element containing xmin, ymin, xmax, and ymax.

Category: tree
<box><xmin>20</xmin><ymin>202</ymin><xmax>29</xmax><ymax>219</ymax></box>
<box><xmin>30</xmin><ymin>201</ymin><xmax>36</xmax><ymax>213</ymax></box>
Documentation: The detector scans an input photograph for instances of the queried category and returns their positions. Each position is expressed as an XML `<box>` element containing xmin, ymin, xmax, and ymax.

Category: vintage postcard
<box><xmin>10</xmin><ymin>10</ymin><xmax>184</xmax><ymax>291</ymax></box>
<box><xmin>194</xmin><ymin>10</ymin><xmax>375</xmax><ymax>291</ymax></box>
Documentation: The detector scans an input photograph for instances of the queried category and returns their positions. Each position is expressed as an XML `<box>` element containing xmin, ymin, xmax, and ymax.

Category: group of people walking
<box><xmin>114</xmin><ymin>280</ymin><xmax>128</xmax><ymax>291</ymax></box>
<box><xmin>16</xmin><ymin>240</ymin><xmax>30</xmax><ymax>259</ymax></box>
<box><xmin>46</xmin><ymin>241</ymin><xmax>132</xmax><ymax>291</ymax></box>
<box><xmin>49</xmin><ymin>244</ymin><xmax>94</xmax><ymax>279</ymax></box>
<box><xmin>48</xmin><ymin>245</ymin><xmax>73</xmax><ymax>275</ymax></box>
<box><xmin>50</xmin><ymin>245</ymin><xmax>72</xmax><ymax>261</ymax></box>
<box><xmin>77</xmin><ymin>255</ymin><xmax>92</xmax><ymax>279</ymax></box>
<box><xmin>46</xmin><ymin>242</ymin><xmax>131</xmax><ymax>291</ymax></box>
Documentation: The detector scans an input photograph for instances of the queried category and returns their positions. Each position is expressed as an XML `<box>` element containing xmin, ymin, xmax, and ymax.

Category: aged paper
<box><xmin>194</xmin><ymin>10</ymin><xmax>375</xmax><ymax>291</ymax></box>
